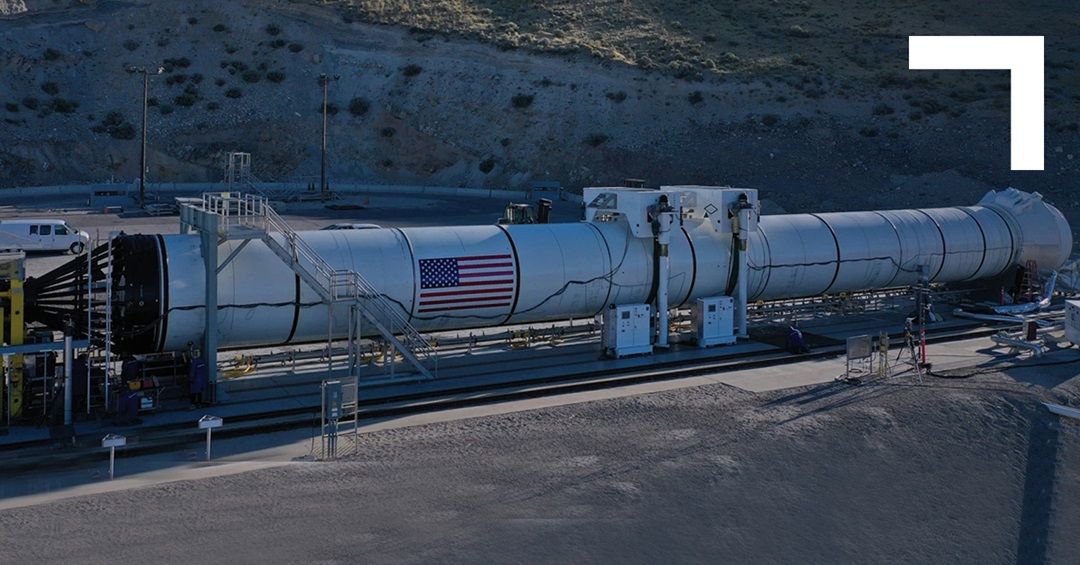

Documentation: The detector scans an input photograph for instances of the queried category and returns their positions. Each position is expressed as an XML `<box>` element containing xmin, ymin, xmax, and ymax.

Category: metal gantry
<box><xmin>224</xmin><ymin>152</ymin><xmax>296</xmax><ymax>201</ymax></box>
<box><xmin>179</xmin><ymin>193</ymin><xmax>437</xmax><ymax>382</ymax></box>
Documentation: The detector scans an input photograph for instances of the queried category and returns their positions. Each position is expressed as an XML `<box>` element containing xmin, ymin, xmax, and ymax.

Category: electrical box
<box><xmin>323</xmin><ymin>380</ymin><xmax>343</xmax><ymax>421</ymax></box>
<box><xmin>692</xmin><ymin>296</ymin><xmax>736</xmax><ymax>347</ymax></box>
<box><xmin>602</xmin><ymin>304</ymin><xmax>653</xmax><ymax>358</ymax></box>
<box><xmin>1066</xmin><ymin>300</ymin><xmax>1080</xmax><ymax>346</ymax></box>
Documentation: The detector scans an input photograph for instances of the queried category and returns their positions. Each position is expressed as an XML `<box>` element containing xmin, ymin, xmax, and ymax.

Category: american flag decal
<box><xmin>417</xmin><ymin>254</ymin><xmax>515</xmax><ymax>313</ymax></box>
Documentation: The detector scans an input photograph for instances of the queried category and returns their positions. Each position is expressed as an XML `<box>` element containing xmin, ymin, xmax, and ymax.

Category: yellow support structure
<box><xmin>0</xmin><ymin>252</ymin><xmax>25</xmax><ymax>420</ymax></box>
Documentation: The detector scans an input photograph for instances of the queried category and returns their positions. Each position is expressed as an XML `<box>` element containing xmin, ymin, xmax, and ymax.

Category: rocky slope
<box><xmin>0</xmin><ymin>0</ymin><xmax>1077</xmax><ymax>223</ymax></box>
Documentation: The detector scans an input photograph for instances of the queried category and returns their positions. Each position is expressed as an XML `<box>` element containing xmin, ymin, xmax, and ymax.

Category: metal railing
<box><xmin>747</xmin><ymin>287</ymin><xmax>916</xmax><ymax>323</ymax></box>
<box><xmin>199</xmin><ymin>193</ymin><xmax>436</xmax><ymax>376</ymax></box>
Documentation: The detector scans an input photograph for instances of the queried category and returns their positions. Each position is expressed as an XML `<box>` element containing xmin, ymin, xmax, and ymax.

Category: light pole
<box><xmin>132</xmin><ymin>66</ymin><xmax>163</xmax><ymax>208</ymax></box>
<box><xmin>319</xmin><ymin>73</ymin><xmax>339</xmax><ymax>202</ymax></box>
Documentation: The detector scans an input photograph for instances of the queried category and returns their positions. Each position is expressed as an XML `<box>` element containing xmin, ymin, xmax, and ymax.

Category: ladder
<box><xmin>1018</xmin><ymin>259</ymin><xmax>1043</xmax><ymax>303</ymax></box>
<box><xmin>196</xmin><ymin>193</ymin><xmax>436</xmax><ymax>379</ymax></box>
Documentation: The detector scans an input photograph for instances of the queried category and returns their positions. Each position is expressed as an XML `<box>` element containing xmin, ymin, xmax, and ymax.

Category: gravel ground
<box><xmin>2</xmin><ymin>368</ymin><xmax>1079</xmax><ymax>564</ymax></box>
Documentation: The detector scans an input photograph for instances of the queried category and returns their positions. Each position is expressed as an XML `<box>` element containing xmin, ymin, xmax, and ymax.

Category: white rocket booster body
<box><xmin>108</xmin><ymin>187</ymin><xmax>1072</xmax><ymax>353</ymax></box>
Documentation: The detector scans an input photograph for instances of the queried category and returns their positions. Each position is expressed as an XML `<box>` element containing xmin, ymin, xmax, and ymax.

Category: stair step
<box><xmin>183</xmin><ymin>192</ymin><xmax>437</xmax><ymax>379</ymax></box>
<box><xmin>243</xmin><ymin>194</ymin><xmax>437</xmax><ymax>379</ymax></box>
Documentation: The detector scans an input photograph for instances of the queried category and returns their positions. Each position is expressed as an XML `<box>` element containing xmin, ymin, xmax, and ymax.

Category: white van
<box><xmin>0</xmin><ymin>219</ymin><xmax>91</xmax><ymax>254</ymax></box>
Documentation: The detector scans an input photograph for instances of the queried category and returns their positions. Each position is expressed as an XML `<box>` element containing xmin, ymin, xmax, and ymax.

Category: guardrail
<box><xmin>202</xmin><ymin>193</ymin><xmax>436</xmax><ymax>375</ymax></box>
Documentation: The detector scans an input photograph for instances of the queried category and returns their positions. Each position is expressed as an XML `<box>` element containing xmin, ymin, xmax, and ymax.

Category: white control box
<box><xmin>692</xmin><ymin>296</ymin><xmax>736</xmax><ymax>347</ymax></box>
<box><xmin>1066</xmin><ymin>300</ymin><xmax>1080</xmax><ymax>346</ymax></box>
<box><xmin>602</xmin><ymin>304</ymin><xmax>653</xmax><ymax>358</ymax></box>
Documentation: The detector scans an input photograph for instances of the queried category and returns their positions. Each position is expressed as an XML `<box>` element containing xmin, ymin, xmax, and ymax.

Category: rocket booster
<box><xmin>28</xmin><ymin>187</ymin><xmax>1072</xmax><ymax>353</ymax></box>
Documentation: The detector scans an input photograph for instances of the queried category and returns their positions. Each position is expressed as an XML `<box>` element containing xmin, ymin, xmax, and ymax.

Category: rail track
<box><xmin>0</xmin><ymin>320</ymin><xmax>1013</xmax><ymax>475</ymax></box>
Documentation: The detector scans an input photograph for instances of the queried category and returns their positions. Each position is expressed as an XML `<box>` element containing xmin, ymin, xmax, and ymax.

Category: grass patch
<box><xmin>91</xmin><ymin>111</ymin><xmax>136</xmax><ymax>139</ymax></box>
<box><xmin>163</xmin><ymin>57</ymin><xmax>191</xmax><ymax>69</ymax></box>
<box><xmin>49</xmin><ymin>98</ymin><xmax>78</xmax><ymax>114</ymax></box>
<box><xmin>584</xmin><ymin>133</ymin><xmax>609</xmax><ymax>147</ymax></box>
<box><xmin>910</xmin><ymin>97</ymin><xmax>947</xmax><ymax>116</ymax></box>
<box><xmin>605</xmin><ymin>91</ymin><xmax>627</xmax><ymax>103</ymax></box>
<box><xmin>872</xmin><ymin>103</ymin><xmax>894</xmax><ymax>116</ymax></box>
<box><xmin>787</xmin><ymin>25</ymin><xmax>812</xmax><ymax>38</ymax></box>
<box><xmin>511</xmin><ymin>93</ymin><xmax>534</xmax><ymax>108</ymax></box>
<box><xmin>348</xmin><ymin>97</ymin><xmax>370</xmax><ymax>116</ymax></box>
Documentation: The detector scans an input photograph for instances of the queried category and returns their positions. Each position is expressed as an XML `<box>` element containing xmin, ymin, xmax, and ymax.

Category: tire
<box><xmin>70</xmin><ymin>241</ymin><xmax>85</xmax><ymax>255</ymax></box>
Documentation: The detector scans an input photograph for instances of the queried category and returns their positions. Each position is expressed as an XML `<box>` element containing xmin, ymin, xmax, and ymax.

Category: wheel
<box><xmin>70</xmin><ymin>241</ymin><xmax>85</xmax><ymax>254</ymax></box>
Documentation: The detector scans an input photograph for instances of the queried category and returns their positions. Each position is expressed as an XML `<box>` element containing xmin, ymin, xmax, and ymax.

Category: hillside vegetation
<box><xmin>329</xmin><ymin>0</ymin><xmax>1080</xmax><ymax>95</ymax></box>
<box><xmin>0</xmin><ymin>0</ymin><xmax>1076</xmax><ymax>223</ymax></box>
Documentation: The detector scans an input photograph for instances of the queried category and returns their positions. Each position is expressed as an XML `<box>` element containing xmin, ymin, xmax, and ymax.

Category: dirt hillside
<box><xmin>0</xmin><ymin>0</ymin><xmax>1076</xmax><ymax>222</ymax></box>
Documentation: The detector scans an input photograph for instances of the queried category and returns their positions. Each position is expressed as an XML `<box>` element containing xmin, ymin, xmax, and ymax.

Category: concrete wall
<box><xmin>0</xmin><ymin>182</ymin><xmax>583</xmax><ymax>204</ymax></box>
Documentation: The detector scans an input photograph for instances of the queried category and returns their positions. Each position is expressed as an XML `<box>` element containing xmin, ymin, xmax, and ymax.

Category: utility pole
<box><xmin>133</xmin><ymin>66</ymin><xmax>163</xmax><ymax>208</ymax></box>
<box><xmin>320</xmin><ymin>73</ymin><xmax>339</xmax><ymax>202</ymax></box>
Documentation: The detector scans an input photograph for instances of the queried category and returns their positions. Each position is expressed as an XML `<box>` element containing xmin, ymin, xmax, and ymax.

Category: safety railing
<box><xmin>329</xmin><ymin>270</ymin><xmax>438</xmax><ymax>367</ymax></box>
<box><xmin>242</xmin><ymin>194</ymin><xmax>436</xmax><ymax>376</ymax></box>
<box><xmin>200</xmin><ymin>191</ymin><xmax>262</xmax><ymax>220</ymax></box>
<box><xmin>260</xmin><ymin>204</ymin><xmax>336</xmax><ymax>301</ymax></box>
<box><xmin>183</xmin><ymin>192</ymin><xmax>438</xmax><ymax>377</ymax></box>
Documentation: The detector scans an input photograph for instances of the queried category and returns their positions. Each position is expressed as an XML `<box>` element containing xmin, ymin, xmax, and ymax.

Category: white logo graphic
<box><xmin>909</xmin><ymin>36</ymin><xmax>1044</xmax><ymax>171</ymax></box>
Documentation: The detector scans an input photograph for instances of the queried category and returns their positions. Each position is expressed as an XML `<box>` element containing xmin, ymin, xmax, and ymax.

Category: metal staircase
<box><xmin>190</xmin><ymin>193</ymin><xmax>436</xmax><ymax>379</ymax></box>
<box><xmin>224</xmin><ymin>151</ymin><xmax>298</xmax><ymax>202</ymax></box>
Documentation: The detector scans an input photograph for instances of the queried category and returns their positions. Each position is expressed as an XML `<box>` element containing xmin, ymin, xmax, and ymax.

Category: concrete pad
<box><xmin>0</xmin><ymin>460</ymin><xmax>293</xmax><ymax>511</ymax></box>
<box><xmin>715</xmin><ymin>357</ymin><xmax>846</xmax><ymax>392</ymax></box>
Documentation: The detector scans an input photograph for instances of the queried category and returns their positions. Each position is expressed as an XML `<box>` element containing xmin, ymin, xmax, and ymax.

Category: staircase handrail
<box><xmin>261</xmin><ymin>204</ymin><xmax>336</xmax><ymax>297</ymax></box>
<box><xmin>183</xmin><ymin>192</ymin><xmax>437</xmax><ymax>375</ymax></box>
<box><xmin>254</xmin><ymin>197</ymin><xmax>436</xmax><ymax>365</ymax></box>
